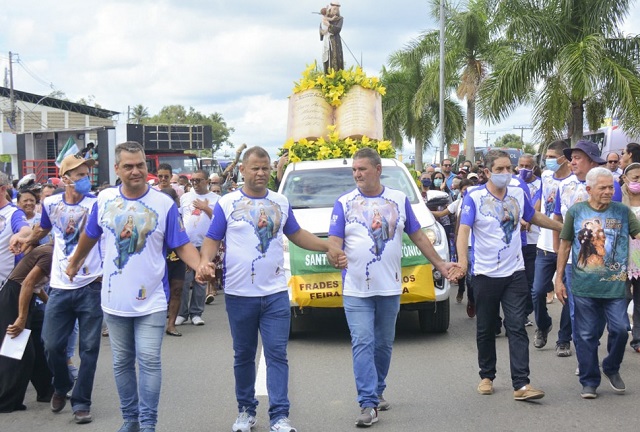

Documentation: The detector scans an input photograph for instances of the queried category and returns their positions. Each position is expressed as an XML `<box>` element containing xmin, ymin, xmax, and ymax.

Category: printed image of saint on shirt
<box><xmin>230</xmin><ymin>198</ymin><xmax>282</xmax><ymax>256</ymax></box>
<box><xmin>346</xmin><ymin>197</ymin><xmax>398</xmax><ymax>257</ymax></box>
<box><xmin>47</xmin><ymin>202</ymin><xmax>90</xmax><ymax>256</ymax></box>
<box><xmin>577</xmin><ymin>218</ymin><xmax>606</xmax><ymax>270</ymax></box>
<box><xmin>101</xmin><ymin>197</ymin><xmax>159</xmax><ymax>270</ymax></box>
<box><xmin>479</xmin><ymin>195</ymin><xmax>520</xmax><ymax>245</ymax></box>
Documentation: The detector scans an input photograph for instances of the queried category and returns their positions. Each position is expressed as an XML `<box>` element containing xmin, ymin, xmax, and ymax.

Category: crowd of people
<box><xmin>1</xmin><ymin>139</ymin><xmax>639</xmax><ymax>431</ymax></box>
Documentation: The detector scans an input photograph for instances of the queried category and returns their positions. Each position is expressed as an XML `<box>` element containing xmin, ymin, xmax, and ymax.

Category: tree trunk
<box><xmin>465</xmin><ymin>98</ymin><xmax>475</xmax><ymax>162</ymax></box>
<box><xmin>570</xmin><ymin>100</ymin><xmax>584</xmax><ymax>147</ymax></box>
<box><xmin>414</xmin><ymin>138</ymin><xmax>424</xmax><ymax>172</ymax></box>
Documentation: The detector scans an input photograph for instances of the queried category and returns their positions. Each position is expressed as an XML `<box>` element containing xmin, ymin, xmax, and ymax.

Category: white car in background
<box><xmin>279</xmin><ymin>158</ymin><xmax>451</xmax><ymax>334</ymax></box>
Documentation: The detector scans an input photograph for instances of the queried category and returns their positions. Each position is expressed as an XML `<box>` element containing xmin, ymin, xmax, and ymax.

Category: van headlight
<box><xmin>423</xmin><ymin>226</ymin><xmax>441</xmax><ymax>246</ymax></box>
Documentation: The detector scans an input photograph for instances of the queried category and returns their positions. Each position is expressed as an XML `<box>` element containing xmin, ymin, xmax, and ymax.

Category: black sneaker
<box><xmin>581</xmin><ymin>386</ymin><xmax>597</xmax><ymax>399</ymax></box>
<box><xmin>355</xmin><ymin>407</ymin><xmax>378</xmax><ymax>427</ymax></box>
<box><xmin>533</xmin><ymin>324</ymin><xmax>553</xmax><ymax>349</ymax></box>
<box><xmin>50</xmin><ymin>392</ymin><xmax>66</xmax><ymax>413</ymax></box>
<box><xmin>604</xmin><ymin>372</ymin><xmax>626</xmax><ymax>393</ymax></box>
<box><xmin>555</xmin><ymin>342</ymin><xmax>572</xmax><ymax>357</ymax></box>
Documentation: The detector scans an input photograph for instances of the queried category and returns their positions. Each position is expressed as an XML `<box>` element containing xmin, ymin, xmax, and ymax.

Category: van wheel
<box><xmin>418</xmin><ymin>298</ymin><xmax>450</xmax><ymax>333</ymax></box>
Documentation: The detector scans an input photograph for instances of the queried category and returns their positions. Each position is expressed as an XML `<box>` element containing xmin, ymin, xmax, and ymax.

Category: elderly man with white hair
<box><xmin>209</xmin><ymin>173</ymin><xmax>221</xmax><ymax>193</ymax></box>
<box><xmin>556</xmin><ymin>166</ymin><xmax>640</xmax><ymax>399</ymax></box>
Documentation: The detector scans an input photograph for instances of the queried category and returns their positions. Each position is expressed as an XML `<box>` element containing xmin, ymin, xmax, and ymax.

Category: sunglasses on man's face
<box><xmin>190</xmin><ymin>178</ymin><xmax>206</xmax><ymax>184</ymax></box>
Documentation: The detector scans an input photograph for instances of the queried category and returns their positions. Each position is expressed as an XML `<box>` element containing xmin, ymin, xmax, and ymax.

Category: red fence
<box><xmin>22</xmin><ymin>159</ymin><xmax>60</xmax><ymax>184</ymax></box>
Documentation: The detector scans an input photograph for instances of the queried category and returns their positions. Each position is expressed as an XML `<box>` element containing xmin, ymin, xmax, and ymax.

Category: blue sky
<box><xmin>1</xmin><ymin>0</ymin><xmax>638</xmax><ymax>160</ymax></box>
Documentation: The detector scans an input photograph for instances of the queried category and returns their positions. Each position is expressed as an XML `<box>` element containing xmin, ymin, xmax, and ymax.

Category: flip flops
<box><xmin>165</xmin><ymin>329</ymin><xmax>182</xmax><ymax>337</ymax></box>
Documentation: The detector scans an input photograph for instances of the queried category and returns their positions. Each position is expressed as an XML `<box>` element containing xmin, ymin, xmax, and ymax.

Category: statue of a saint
<box><xmin>319</xmin><ymin>2</ymin><xmax>344</xmax><ymax>73</ymax></box>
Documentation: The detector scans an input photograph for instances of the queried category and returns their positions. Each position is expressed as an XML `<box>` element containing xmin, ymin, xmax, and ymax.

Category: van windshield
<box><xmin>158</xmin><ymin>155</ymin><xmax>199</xmax><ymax>174</ymax></box>
<box><xmin>282</xmin><ymin>166</ymin><xmax>420</xmax><ymax>209</ymax></box>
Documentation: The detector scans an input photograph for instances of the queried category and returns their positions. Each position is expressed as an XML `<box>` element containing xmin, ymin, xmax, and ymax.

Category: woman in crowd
<box><xmin>0</xmin><ymin>245</ymin><xmax>54</xmax><ymax>412</ymax></box>
<box><xmin>621</xmin><ymin>162</ymin><xmax>640</xmax><ymax>353</ymax></box>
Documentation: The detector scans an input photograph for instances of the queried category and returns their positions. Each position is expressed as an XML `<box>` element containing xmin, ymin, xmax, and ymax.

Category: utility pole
<box><xmin>438</xmin><ymin>0</ymin><xmax>446</xmax><ymax>165</ymax></box>
<box><xmin>8</xmin><ymin>51</ymin><xmax>16</xmax><ymax>131</ymax></box>
<box><xmin>480</xmin><ymin>131</ymin><xmax>496</xmax><ymax>146</ymax></box>
<box><xmin>513</xmin><ymin>125</ymin><xmax>533</xmax><ymax>144</ymax></box>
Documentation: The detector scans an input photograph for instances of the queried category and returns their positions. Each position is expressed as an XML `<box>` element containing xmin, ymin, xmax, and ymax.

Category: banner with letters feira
<box><xmin>288</xmin><ymin>233</ymin><xmax>435</xmax><ymax>307</ymax></box>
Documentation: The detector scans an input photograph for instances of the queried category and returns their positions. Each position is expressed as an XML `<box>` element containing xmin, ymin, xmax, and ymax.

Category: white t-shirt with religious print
<box><xmin>0</xmin><ymin>203</ymin><xmax>28</xmax><ymax>284</ymax></box>
<box><xmin>525</xmin><ymin>177</ymin><xmax>542</xmax><ymax>246</ymax></box>
<box><xmin>206</xmin><ymin>189</ymin><xmax>301</xmax><ymax>297</ymax></box>
<box><xmin>537</xmin><ymin>170</ymin><xmax>568</xmax><ymax>252</ymax></box>
<box><xmin>85</xmin><ymin>186</ymin><xmax>189</xmax><ymax>317</ymax></box>
<box><xmin>40</xmin><ymin>193</ymin><xmax>102</xmax><ymax>290</ymax></box>
<box><xmin>180</xmin><ymin>190</ymin><xmax>219</xmax><ymax>247</ymax></box>
<box><xmin>328</xmin><ymin>187</ymin><xmax>422</xmax><ymax>297</ymax></box>
<box><xmin>460</xmin><ymin>184</ymin><xmax>535</xmax><ymax>278</ymax></box>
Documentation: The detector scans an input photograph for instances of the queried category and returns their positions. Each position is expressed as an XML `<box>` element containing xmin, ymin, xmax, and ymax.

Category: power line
<box><xmin>479</xmin><ymin>131</ymin><xmax>496</xmax><ymax>146</ymax></box>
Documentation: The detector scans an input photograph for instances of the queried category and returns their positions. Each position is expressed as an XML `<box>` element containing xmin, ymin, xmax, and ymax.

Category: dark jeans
<box><xmin>42</xmin><ymin>282</ymin><xmax>103</xmax><ymax>412</ymax></box>
<box><xmin>532</xmin><ymin>248</ymin><xmax>571</xmax><ymax>344</ymax></box>
<box><xmin>466</xmin><ymin>247</ymin><xmax>475</xmax><ymax>304</ymax></box>
<box><xmin>474</xmin><ymin>271</ymin><xmax>530</xmax><ymax>390</ymax></box>
<box><xmin>522</xmin><ymin>244</ymin><xmax>536</xmax><ymax>316</ymax></box>
<box><xmin>573</xmin><ymin>295</ymin><xmax>629</xmax><ymax>388</ymax></box>
<box><xmin>30</xmin><ymin>303</ymin><xmax>54</xmax><ymax>400</ymax></box>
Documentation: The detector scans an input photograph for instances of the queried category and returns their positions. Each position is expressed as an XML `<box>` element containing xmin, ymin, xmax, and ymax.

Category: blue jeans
<box><xmin>42</xmin><ymin>282</ymin><xmax>103</xmax><ymax>412</ymax></box>
<box><xmin>104</xmin><ymin>311</ymin><xmax>166</xmax><ymax>428</ymax></box>
<box><xmin>179</xmin><ymin>248</ymin><xmax>205</xmax><ymax>319</ymax></box>
<box><xmin>225</xmin><ymin>291</ymin><xmax>291</xmax><ymax>424</ymax></box>
<box><xmin>343</xmin><ymin>295</ymin><xmax>400</xmax><ymax>408</ymax></box>
<box><xmin>573</xmin><ymin>296</ymin><xmax>629</xmax><ymax>388</ymax></box>
<box><xmin>474</xmin><ymin>271</ymin><xmax>530</xmax><ymax>390</ymax></box>
<box><xmin>66</xmin><ymin>320</ymin><xmax>79</xmax><ymax>359</ymax></box>
<box><xmin>532</xmin><ymin>249</ymin><xmax>571</xmax><ymax>344</ymax></box>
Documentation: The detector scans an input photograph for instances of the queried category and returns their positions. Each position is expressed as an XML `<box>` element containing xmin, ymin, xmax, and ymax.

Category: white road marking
<box><xmin>255</xmin><ymin>347</ymin><xmax>268</xmax><ymax>396</ymax></box>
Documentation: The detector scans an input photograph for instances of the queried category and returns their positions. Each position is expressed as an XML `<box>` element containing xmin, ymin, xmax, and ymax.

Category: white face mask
<box><xmin>489</xmin><ymin>172</ymin><xmax>511</xmax><ymax>189</ymax></box>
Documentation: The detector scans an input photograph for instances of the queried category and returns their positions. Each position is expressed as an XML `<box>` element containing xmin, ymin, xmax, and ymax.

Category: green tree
<box><xmin>381</xmin><ymin>60</ymin><xmax>465</xmax><ymax>172</ymax></box>
<box><xmin>494</xmin><ymin>133</ymin><xmax>536</xmax><ymax>154</ymax></box>
<box><xmin>480</xmin><ymin>0</ymin><xmax>640</xmax><ymax>146</ymax></box>
<box><xmin>130</xmin><ymin>104</ymin><xmax>149</xmax><ymax>124</ymax></box>
<box><xmin>146</xmin><ymin>105</ymin><xmax>235</xmax><ymax>153</ymax></box>
<box><xmin>391</xmin><ymin>0</ymin><xmax>506</xmax><ymax>164</ymax></box>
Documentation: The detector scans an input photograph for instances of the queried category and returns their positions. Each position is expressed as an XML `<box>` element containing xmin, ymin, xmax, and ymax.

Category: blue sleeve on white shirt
<box><xmin>328</xmin><ymin>200</ymin><xmax>346</xmax><ymax>238</ymax></box>
<box><xmin>613</xmin><ymin>181</ymin><xmax>622</xmax><ymax>202</ymax></box>
<box><xmin>165</xmin><ymin>203</ymin><xmax>189</xmax><ymax>249</ymax></box>
<box><xmin>283</xmin><ymin>206</ymin><xmax>301</xmax><ymax>236</ymax></box>
<box><xmin>459</xmin><ymin>193</ymin><xmax>476</xmax><ymax>227</ymax></box>
<box><xmin>533</xmin><ymin>185</ymin><xmax>542</xmax><ymax>204</ymax></box>
<box><xmin>206</xmin><ymin>203</ymin><xmax>227</xmax><ymax>241</ymax></box>
<box><xmin>40</xmin><ymin>203</ymin><xmax>52</xmax><ymax>229</ymax></box>
<box><xmin>522</xmin><ymin>191</ymin><xmax>536</xmax><ymax>223</ymax></box>
<box><xmin>85</xmin><ymin>202</ymin><xmax>103</xmax><ymax>239</ymax></box>
<box><xmin>553</xmin><ymin>189</ymin><xmax>562</xmax><ymax>216</ymax></box>
<box><xmin>10</xmin><ymin>208</ymin><xmax>28</xmax><ymax>233</ymax></box>
<box><xmin>404</xmin><ymin>197</ymin><xmax>421</xmax><ymax>234</ymax></box>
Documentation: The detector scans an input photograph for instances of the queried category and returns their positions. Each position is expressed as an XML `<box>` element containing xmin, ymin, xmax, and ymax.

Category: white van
<box><xmin>575</xmin><ymin>126</ymin><xmax>640</xmax><ymax>156</ymax></box>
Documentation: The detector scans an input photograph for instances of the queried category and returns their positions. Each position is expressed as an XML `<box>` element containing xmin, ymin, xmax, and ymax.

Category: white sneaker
<box><xmin>191</xmin><ymin>316</ymin><xmax>205</xmax><ymax>326</ymax></box>
<box><xmin>270</xmin><ymin>417</ymin><xmax>297</xmax><ymax>432</ymax></box>
<box><xmin>175</xmin><ymin>316</ymin><xmax>187</xmax><ymax>326</ymax></box>
<box><xmin>232</xmin><ymin>411</ymin><xmax>257</xmax><ymax>432</ymax></box>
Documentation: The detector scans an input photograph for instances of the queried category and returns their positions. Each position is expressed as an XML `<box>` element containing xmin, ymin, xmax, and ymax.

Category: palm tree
<box><xmin>130</xmin><ymin>104</ymin><xmax>150</xmax><ymax>124</ymax></box>
<box><xmin>390</xmin><ymin>0</ymin><xmax>504</xmax><ymax>162</ymax></box>
<box><xmin>480</xmin><ymin>0</ymin><xmax>640</xmax><ymax>146</ymax></box>
<box><xmin>381</xmin><ymin>60</ymin><xmax>465</xmax><ymax>172</ymax></box>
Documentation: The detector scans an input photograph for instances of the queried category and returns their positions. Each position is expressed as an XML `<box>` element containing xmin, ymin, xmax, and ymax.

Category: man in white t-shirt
<box><xmin>531</xmin><ymin>141</ymin><xmax>573</xmax><ymax>353</ymax></box>
<box><xmin>198</xmin><ymin>146</ymin><xmax>345</xmax><ymax>432</ymax></box>
<box><xmin>176</xmin><ymin>169</ymin><xmax>218</xmax><ymax>326</ymax></box>
<box><xmin>66</xmin><ymin>142</ymin><xmax>202</xmax><ymax>432</ymax></box>
<box><xmin>19</xmin><ymin>154</ymin><xmax>101</xmax><ymax>423</ymax></box>
<box><xmin>457</xmin><ymin>150</ymin><xmax>562</xmax><ymax>401</ymax></box>
<box><xmin>328</xmin><ymin>148</ymin><xmax>463</xmax><ymax>427</ymax></box>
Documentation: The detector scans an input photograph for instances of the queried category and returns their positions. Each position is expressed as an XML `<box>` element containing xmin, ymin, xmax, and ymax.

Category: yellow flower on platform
<box><xmin>328</xmin><ymin>128</ymin><xmax>340</xmax><ymax>142</ymax></box>
<box><xmin>318</xmin><ymin>146</ymin><xmax>332</xmax><ymax>160</ymax></box>
<box><xmin>316</xmin><ymin>136</ymin><xmax>327</xmax><ymax>146</ymax></box>
<box><xmin>361</xmin><ymin>135</ymin><xmax>371</xmax><ymax>145</ymax></box>
<box><xmin>283</xmin><ymin>138</ymin><xmax>294</xmax><ymax>150</ymax></box>
<box><xmin>377</xmin><ymin>140</ymin><xmax>393</xmax><ymax>153</ymax></box>
<box><xmin>332</xmin><ymin>147</ymin><xmax>343</xmax><ymax>158</ymax></box>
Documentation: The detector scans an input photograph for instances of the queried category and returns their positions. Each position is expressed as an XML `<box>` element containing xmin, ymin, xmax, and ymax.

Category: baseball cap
<box><xmin>563</xmin><ymin>140</ymin><xmax>606</xmax><ymax>165</ymax></box>
<box><xmin>60</xmin><ymin>154</ymin><xmax>95</xmax><ymax>176</ymax></box>
<box><xmin>467</xmin><ymin>173</ymin><xmax>479</xmax><ymax>180</ymax></box>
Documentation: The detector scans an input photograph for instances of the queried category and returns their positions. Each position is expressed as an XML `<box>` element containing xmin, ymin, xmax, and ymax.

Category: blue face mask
<box><xmin>421</xmin><ymin>178</ymin><xmax>431</xmax><ymax>188</ymax></box>
<box><xmin>71</xmin><ymin>176</ymin><xmax>92</xmax><ymax>195</ymax></box>
<box><xmin>433</xmin><ymin>179</ymin><xmax>443</xmax><ymax>188</ymax></box>
<box><xmin>489</xmin><ymin>173</ymin><xmax>511</xmax><ymax>189</ymax></box>
<box><xmin>544</xmin><ymin>158</ymin><xmax>560</xmax><ymax>172</ymax></box>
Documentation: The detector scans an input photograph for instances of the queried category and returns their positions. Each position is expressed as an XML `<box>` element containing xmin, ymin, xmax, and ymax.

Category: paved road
<box><xmin>3</xmin><ymin>290</ymin><xmax>639</xmax><ymax>432</ymax></box>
